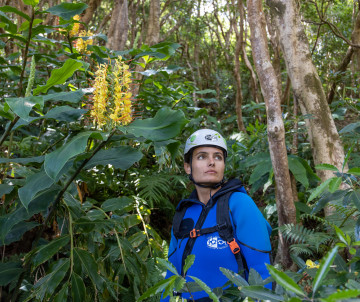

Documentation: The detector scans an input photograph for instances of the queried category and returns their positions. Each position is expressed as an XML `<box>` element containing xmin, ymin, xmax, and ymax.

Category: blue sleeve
<box><xmin>229</xmin><ymin>192</ymin><xmax>272</xmax><ymax>289</ymax></box>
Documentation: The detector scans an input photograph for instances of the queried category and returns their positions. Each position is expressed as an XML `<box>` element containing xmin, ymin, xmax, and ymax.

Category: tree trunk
<box><xmin>267</xmin><ymin>0</ymin><xmax>347</xmax><ymax>217</ymax></box>
<box><xmin>107</xmin><ymin>0</ymin><xmax>129</xmax><ymax>50</ymax></box>
<box><xmin>145</xmin><ymin>0</ymin><xmax>160</xmax><ymax>45</ymax></box>
<box><xmin>248</xmin><ymin>0</ymin><xmax>296</xmax><ymax>269</ymax></box>
<box><xmin>82</xmin><ymin>0</ymin><xmax>102</xmax><ymax>25</ymax></box>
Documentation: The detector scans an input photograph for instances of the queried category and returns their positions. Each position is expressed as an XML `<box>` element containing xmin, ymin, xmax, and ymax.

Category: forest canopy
<box><xmin>0</xmin><ymin>0</ymin><xmax>360</xmax><ymax>301</ymax></box>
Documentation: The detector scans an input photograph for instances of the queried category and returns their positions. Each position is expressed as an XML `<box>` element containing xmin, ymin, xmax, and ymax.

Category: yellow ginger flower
<box><xmin>306</xmin><ymin>259</ymin><xmax>320</xmax><ymax>269</ymax></box>
<box><xmin>75</xmin><ymin>30</ymin><xmax>94</xmax><ymax>54</ymax></box>
<box><xmin>91</xmin><ymin>63</ymin><xmax>109</xmax><ymax>126</ymax></box>
<box><xmin>109</xmin><ymin>56</ymin><xmax>133</xmax><ymax>125</ymax></box>
<box><xmin>69</xmin><ymin>15</ymin><xmax>80</xmax><ymax>37</ymax></box>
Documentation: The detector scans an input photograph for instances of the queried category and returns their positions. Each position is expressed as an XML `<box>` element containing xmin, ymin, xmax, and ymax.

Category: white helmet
<box><xmin>184</xmin><ymin>129</ymin><xmax>227</xmax><ymax>162</ymax></box>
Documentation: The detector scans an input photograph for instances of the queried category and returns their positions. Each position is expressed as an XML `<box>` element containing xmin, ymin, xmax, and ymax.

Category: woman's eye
<box><xmin>215</xmin><ymin>155</ymin><xmax>223</xmax><ymax>160</ymax></box>
<box><xmin>198</xmin><ymin>155</ymin><xmax>204</xmax><ymax>160</ymax></box>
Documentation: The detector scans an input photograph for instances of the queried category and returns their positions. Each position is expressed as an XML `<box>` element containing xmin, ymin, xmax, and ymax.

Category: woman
<box><xmin>162</xmin><ymin>129</ymin><xmax>272</xmax><ymax>301</ymax></box>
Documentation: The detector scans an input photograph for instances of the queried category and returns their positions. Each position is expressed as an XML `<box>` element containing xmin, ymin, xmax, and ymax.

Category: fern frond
<box><xmin>301</xmin><ymin>214</ymin><xmax>336</xmax><ymax>228</ymax></box>
<box><xmin>289</xmin><ymin>244</ymin><xmax>314</xmax><ymax>257</ymax></box>
<box><xmin>280</xmin><ymin>224</ymin><xmax>314</xmax><ymax>244</ymax></box>
<box><xmin>137</xmin><ymin>174</ymin><xmax>172</xmax><ymax>207</ymax></box>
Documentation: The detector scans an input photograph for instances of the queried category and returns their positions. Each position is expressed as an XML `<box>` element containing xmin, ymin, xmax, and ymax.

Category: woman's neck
<box><xmin>195</xmin><ymin>186</ymin><xmax>221</xmax><ymax>204</ymax></box>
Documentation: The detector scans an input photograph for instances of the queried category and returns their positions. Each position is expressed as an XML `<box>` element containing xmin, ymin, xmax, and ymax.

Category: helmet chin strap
<box><xmin>188</xmin><ymin>156</ymin><xmax>225</xmax><ymax>189</ymax></box>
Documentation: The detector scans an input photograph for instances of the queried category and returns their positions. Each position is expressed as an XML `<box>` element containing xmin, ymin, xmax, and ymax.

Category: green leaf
<box><xmin>43</xmin><ymin>89</ymin><xmax>85</xmax><ymax>104</ymax></box>
<box><xmin>34</xmin><ymin>59</ymin><xmax>83</xmax><ymax>95</ymax></box>
<box><xmin>5</xmin><ymin>96</ymin><xmax>44</xmax><ymax>121</ymax></box>
<box><xmin>315</xmin><ymin>163</ymin><xmax>339</xmax><ymax>172</ymax></box>
<box><xmin>46</xmin><ymin>3</ymin><xmax>88</xmax><ymax>20</ymax></box>
<box><xmin>345</xmin><ymin>190</ymin><xmax>360</xmax><ymax>211</ymax></box>
<box><xmin>0</xmin><ymin>11</ymin><xmax>17</xmax><ymax>33</ymax></box>
<box><xmin>249</xmin><ymin>159</ymin><xmax>272</xmax><ymax>185</ymax></box>
<box><xmin>183</xmin><ymin>254</ymin><xmax>195</xmax><ymax>275</ymax></box>
<box><xmin>348</xmin><ymin>167</ymin><xmax>360</xmax><ymax>176</ymax></box>
<box><xmin>0</xmin><ymin>261</ymin><xmax>23</xmax><ymax>286</ymax></box>
<box><xmin>328</xmin><ymin>177</ymin><xmax>342</xmax><ymax>193</ymax></box>
<box><xmin>71</xmin><ymin>272</ymin><xmax>86</xmax><ymax>301</ymax></box>
<box><xmin>23</xmin><ymin>0</ymin><xmax>39</xmax><ymax>6</ymax></box>
<box><xmin>266</xmin><ymin>265</ymin><xmax>304</xmax><ymax>296</ymax></box>
<box><xmin>0</xmin><ymin>184</ymin><xmax>13</xmax><ymax>196</ymax></box>
<box><xmin>125</xmin><ymin>108</ymin><xmax>188</xmax><ymax>142</ymax></box>
<box><xmin>18</xmin><ymin>170</ymin><xmax>54</xmax><ymax>209</ymax></box>
<box><xmin>137</xmin><ymin>277</ymin><xmax>175</xmax><ymax>301</ymax></box>
<box><xmin>44</xmin><ymin>131</ymin><xmax>93</xmax><ymax>180</ymax></box>
<box><xmin>156</xmin><ymin>257</ymin><xmax>179</xmax><ymax>275</ymax></box>
<box><xmin>240</xmin><ymin>286</ymin><xmax>284</xmax><ymax>301</ymax></box>
<box><xmin>195</xmin><ymin>89</ymin><xmax>217</xmax><ymax>95</ymax></box>
<box><xmin>0</xmin><ymin>6</ymin><xmax>30</xmax><ymax>21</ymax></box>
<box><xmin>34</xmin><ymin>258</ymin><xmax>70</xmax><ymax>301</ymax></box>
<box><xmin>190</xmin><ymin>276</ymin><xmax>220</xmax><ymax>302</ymax></box>
<box><xmin>44</xmin><ymin>106</ymin><xmax>87</xmax><ymax>122</ymax></box>
<box><xmin>4</xmin><ymin>221</ymin><xmax>39</xmax><ymax>245</ymax></box>
<box><xmin>288</xmin><ymin>155</ymin><xmax>309</xmax><ymax>188</ymax></box>
<box><xmin>53</xmin><ymin>283</ymin><xmax>68</xmax><ymax>302</ymax></box>
<box><xmin>73</xmin><ymin>248</ymin><xmax>104</xmax><ymax>290</ymax></box>
<box><xmin>0</xmin><ymin>156</ymin><xmax>44</xmax><ymax>164</ymax></box>
<box><xmin>308</xmin><ymin>178</ymin><xmax>333</xmax><ymax>202</ymax></box>
<box><xmin>333</xmin><ymin>225</ymin><xmax>348</xmax><ymax>245</ymax></box>
<box><xmin>85</xmin><ymin>146</ymin><xmax>143</xmax><ymax>170</ymax></box>
<box><xmin>220</xmin><ymin>267</ymin><xmax>249</xmax><ymax>287</ymax></box>
<box><xmin>312</xmin><ymin>246</ymin><xmax>339</xmax><ymax>294</ymax></box>
<box><xmin>101</xmin><ymin>196</ymin><xmax>133</xmax><ymax>212</ymax></box>
<box><xmin>32</xmin><ymin>235</ymin><xmax>70</xmax><ymax>268</ymax></box>
<box><xmin>324</xmin><ymin>289</ymin><xmax>360</xmax><ymax>302</ymax></box>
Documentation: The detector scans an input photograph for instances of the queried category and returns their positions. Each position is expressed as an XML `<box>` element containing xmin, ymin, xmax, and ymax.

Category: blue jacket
<box><xmin>161</xmin><ymin>179</ymin><xmax>272</xmax><ymax>301</ymax></box>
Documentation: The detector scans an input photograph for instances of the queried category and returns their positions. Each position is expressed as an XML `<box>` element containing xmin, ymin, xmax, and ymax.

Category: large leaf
<box><xmin>3</xmin><ymin>221</ymin><xmax>39</xmax><ymax>245</ymax></box>
<box><xmin>34</xmin><ymin>258</ymin><xmax>70</xmax><ymax>301</ymax></box>
<box><xmin>220</xmin><ymin>267</ymin><xmax>249</xmax><ymax>287</ymax></box>
<box><xmin>0</xmin><ymin>6</ymin><xmax>30</xmax><ymax>21</ymax></box>
<box><xmin>44</xmin><ymin>106</ymin><xmax>87</xmax><ymax>122</ymax></box>
<box><xmin>73</xmin><ymin>248</ymin><xmax>104</xmax><ymax>290</ymax></box>
<box><xmin>125</xmin><ymin>107</ymin><xmax>188</xmax><ymax>141</ymax></box>
<box><xmin>324</xmin><ymin>289</ymin><xmax>360</xmax><ymax>302</ymax></box>
<box><xmin>32</xmin><ymin>235</ymin><xmax>70</xmax><ymax>268</ymax></box>
<box><xmin>85</xmin><ymin>146</ymin><xmax>143</xmax><ymax>170</ymax></box>
<box><xmin>266</xmin><ymin>265</ymin><xmax>304</xmax><ymax>296</ymax></box>
<box><xmin>0</xmin><ymin>188</ymin><xmax>59</xmax><ymax>244</ymax></box>
<box><xmin>5</xmin><ymin>96</ymin><xmax>44</xmax><ymax>121</ymax></box>
<box><xmin>345</xmin><ymin>190</ymin><xmax>360</xmax><ymax>211</ymax></box>
<box><xmin>43</xmin><ymin>90</ymin><xmax>85</xmax><ymax>104</ymax></box>
<box><xmin>137</xmin><ymin>276</ymin><xmax>176</xmax><ymax>301</ymax></box>
<box><xmin>312</xmin><ymin>246</ymin><xmax>339</xmax><ymax>294</ymax></box>
<box><xmin>34</xmin><ymin>59</ymin><xmax>83</xmax><ymax>95</ymax></box>
<box><xmin>0</xmin><ymin>11</ymin><xmax>17</xmax><ymax>34</ymax></box>
<box><xmin>288</xmin><ymin>155</ymin><xmax>309</xmax><ymax>188</ymax></box>
<box><xmin>18</xmin><ymin>170</ymin><xmax>54</xmax><ymax>209</ymax></box>
<box><xmin>348</xmin><ymin>167</ymin><xmax>360</xmax><ymax>176</ymax></box>
<box><xmin>0</xmin><ymin>184</ymin><xmax>13</xmax><ymax>196</ymax></box>
<box><xmin>0</xmin><ymin>261</ymin><xmax>23</xmax><ymax>286</ymax></box>
<box><xmin>0</xmin><ymin>156</ymin><xmax>44</xmax><ymax>164</ymax></box>
<box><xmin>46</xmin><ymin>3</ymin><xmax>88</xmax><ymax>20</ymax></box>
<box><xmin>249</xmin><ymin>159</ymin><xmax>272</xmax><ymax>185</ymax></box>
<box><xmin>190</xmin><ymin>276</ymin><xmax>220</xmax><ymax>302</ymax></box>
<box><xmin>308</xmin><ymin>178</ymin><xmax>333</xmax><ymax>202</ymax></box>
<box><xmin>44</xmin><ymin>131</ymin><xmax>94</xmax><ymax>180</ymax></box>
<box><xmin>156</xmin><ymin>257</ymin><xmax>178</xmax><ymax>276</ymax></box>
<box><xmin>71</xmin><ymin>272</ymin><xmax>86</xmax><ymax>301</ymax></box>
<box><xmin>183</xmin><ymin>254</ymin><xmax>195</xmax><ymax>275</ymax></box>
<box><xmin>240</xmin><ymin>286</ymin><xmax>284</xmax><ymax>301</ymax></box>
<box><xmin>101</xmin><ymin>196</ymin><xmax>133</xmax><ymax>212</ymax></box>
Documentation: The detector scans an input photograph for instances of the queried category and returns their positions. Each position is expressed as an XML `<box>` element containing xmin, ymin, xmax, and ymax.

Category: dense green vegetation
<box><xmin>0</xmin><ymin>0</ymin><xmax>360</xmax><ymax>301</ymax></box>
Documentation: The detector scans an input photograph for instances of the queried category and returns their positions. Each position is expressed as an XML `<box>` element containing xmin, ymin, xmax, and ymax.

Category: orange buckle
<box><xmin>190</xmin><ymin>229</ymin><xmax>200</xmax><ymax>238</ymax></box>
<box><xmin>228</xmin><ymin>239</ymin><xmax>240</xmax><ymax>254</ymax></box>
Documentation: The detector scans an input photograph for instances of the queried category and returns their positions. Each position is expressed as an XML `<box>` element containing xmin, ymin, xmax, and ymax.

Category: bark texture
<box><xmin>267</xmin><ymin>0</ymin><xmax>347</xmax><ymax>210</ymax></box>
<box><xmin>107</xmin><ymin>0</ymin><xmax>129</xmax><ymax>50</ymax></box>
<box><xmin>145</xmin><ymin>0</ymin><xmax>160</xmax><ymax>45</ymax></box>
<box><xmin>82</xmin><ymin>0</ymin><xmax>102</xmax><ymax>25</ymax></box>
<box><xmin>248</xmin><ymin>0</ymin><xmax>296</xmax><ymax>269</ymax></box>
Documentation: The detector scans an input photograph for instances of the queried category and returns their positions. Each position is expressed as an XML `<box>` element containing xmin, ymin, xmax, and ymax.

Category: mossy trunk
<box><xmin>248</xmin><ymin>0</ymin><xmax>296</xmax><ymax>269</ymax></box>
<box><xmin>267</xmin><ymin>0</ymin><xmax>347</xmax><ymax>217</ymax></box>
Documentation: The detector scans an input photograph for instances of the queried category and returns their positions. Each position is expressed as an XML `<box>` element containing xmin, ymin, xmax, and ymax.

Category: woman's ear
<box><xmin>184</xmin><ymin>162</ymin><xmax>191</xmax><ymax>175</ymax></box>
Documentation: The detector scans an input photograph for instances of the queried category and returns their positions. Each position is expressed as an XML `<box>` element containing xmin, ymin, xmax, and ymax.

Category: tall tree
<box><xmin>145</xmin><ymin>0</ymin><xmax>160</xmax><ymax>45</ymax></box>
<box><xmin>248</xmin><ymin>0</ymin><xmax>296</xmax><ymax>268</ymax></box>
<box><xmin>267</xmin><ymin>0</ymin><xmax>347</xmax><ymax>217</ymax></box>
<box><xmin>107</xmin><ymin>0</ymin><xmax>129</xmax><ymax>50</ymax></box>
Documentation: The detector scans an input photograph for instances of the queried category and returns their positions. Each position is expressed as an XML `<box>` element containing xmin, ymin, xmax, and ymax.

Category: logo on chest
<box><xmin>206</xmin><ymin>235</ymin><xmax>227</xmax><ymax>250</ymax></box>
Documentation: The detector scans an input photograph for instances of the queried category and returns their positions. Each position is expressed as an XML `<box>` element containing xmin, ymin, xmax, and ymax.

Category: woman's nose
<box><xmin>208</xmin><ymin>158</ymin><xmax>215</xmax><ymax>166</ymax></box>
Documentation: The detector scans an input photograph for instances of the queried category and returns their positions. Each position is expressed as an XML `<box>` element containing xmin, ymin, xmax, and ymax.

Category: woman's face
<box><xmin>184</xmin><ymin>146</ymin><xmax>225</xmax><ymax>186</ymax></box>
